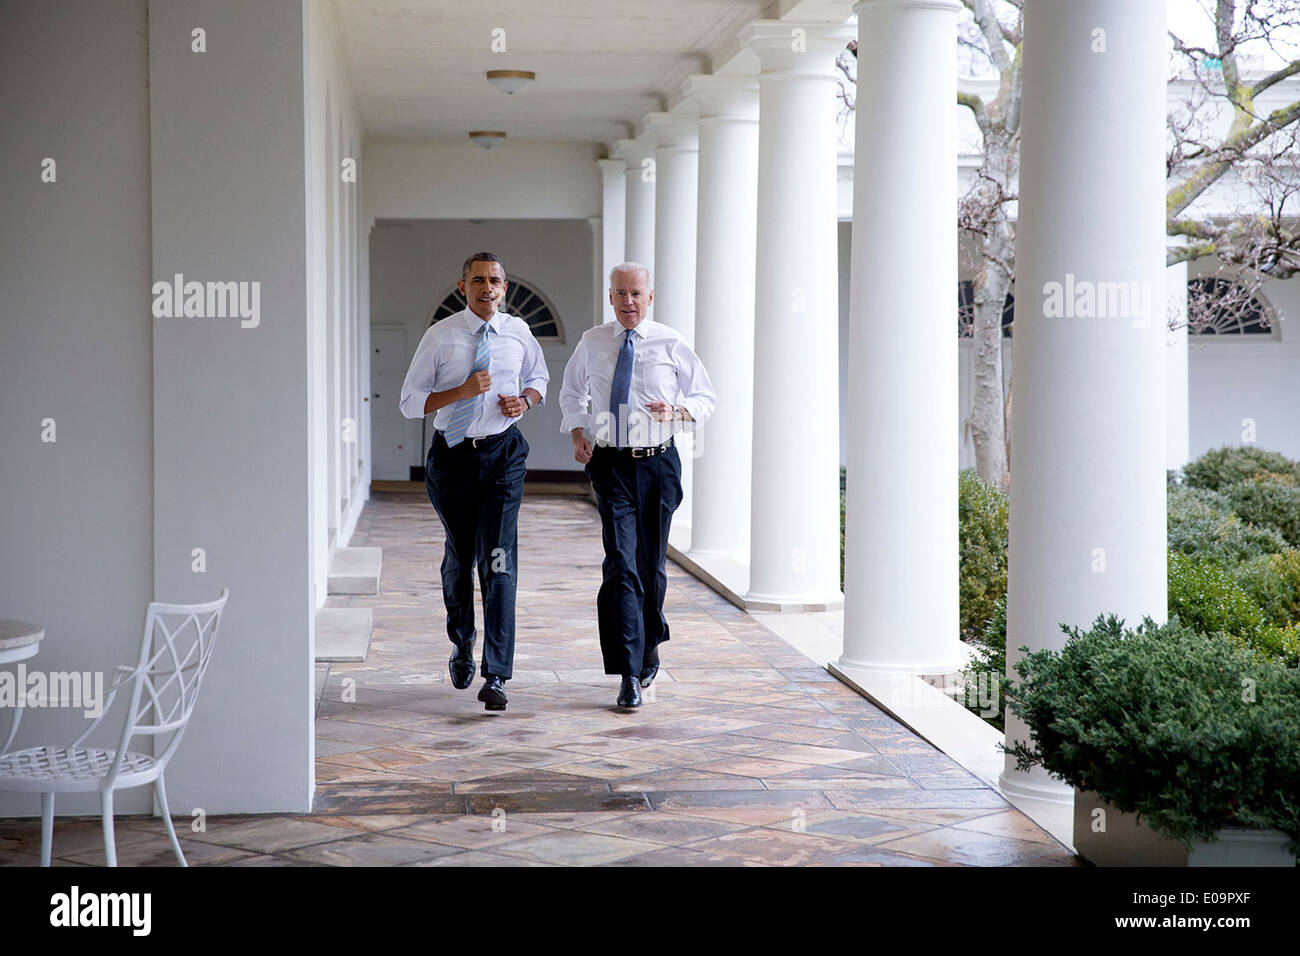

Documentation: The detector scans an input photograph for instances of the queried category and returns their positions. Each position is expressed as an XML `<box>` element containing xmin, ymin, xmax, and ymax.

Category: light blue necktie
<box><xmin>608</xmin><ymin>328</ymin><xmax>635</xmax><ymax>447</ymax></box>
<box><xmin>443</xmin><ymin>321</ymin><xmax>491</xmax><ymax>447</ymax></box>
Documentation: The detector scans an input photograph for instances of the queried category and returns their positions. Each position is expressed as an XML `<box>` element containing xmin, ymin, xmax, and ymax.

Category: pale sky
<box><xmin>1167</xmin><ymin>0</ymin><xmax>1299</xmax><ymax>65</ymax></box>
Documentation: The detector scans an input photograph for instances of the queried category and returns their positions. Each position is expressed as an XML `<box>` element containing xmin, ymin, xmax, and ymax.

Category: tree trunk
<box><xmin>964</xmin><ymin>111</ymin><xmax>1016</xmax><ymax>491</ymax></box>
<box><xmin>969</xmin><ymin>219</ymin><xmax>1013</xmax><ymax>490</ymax></box>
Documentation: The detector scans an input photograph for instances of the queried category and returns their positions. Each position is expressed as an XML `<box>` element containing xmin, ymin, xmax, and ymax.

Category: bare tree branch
<box><xmin>1251</xmin><ymin>59</ymin><xmax>1300</xmax><ymax>98</ymax></box>
<box><xmin>971</xmin><ymin>0</ymin><xmax>1011</xmax><ymax>74</ymax></box>
<box><xmin>1168</xmin><ymin>98</ymin><xmax>1300</xmax><ymax>218</ymax></box>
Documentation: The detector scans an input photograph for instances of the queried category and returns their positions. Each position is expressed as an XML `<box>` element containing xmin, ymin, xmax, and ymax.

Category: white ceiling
<box><xmin>328</xmin><ymin>0</ymin><xmax>780</xmax><ymax>145</ymax></box>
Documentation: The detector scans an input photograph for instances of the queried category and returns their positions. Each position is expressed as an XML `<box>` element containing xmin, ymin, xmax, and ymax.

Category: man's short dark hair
<box><xmin>462</xmin><ymin>252</ymin><xmax>506</xmax><ymax>279</ymax></box>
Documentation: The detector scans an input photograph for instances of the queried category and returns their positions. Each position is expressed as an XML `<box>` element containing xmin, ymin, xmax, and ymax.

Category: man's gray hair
<box><xmin>609</xmin><ymin>261</ymin><xmax>651</xmax><ymax>288</ymax></box>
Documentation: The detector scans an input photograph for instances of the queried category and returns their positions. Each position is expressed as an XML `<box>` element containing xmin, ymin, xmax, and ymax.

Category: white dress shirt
<box><xmin>559</xmin><ymin>316</ymin><xmax>716</xmax><ymax>447</ymax></box>
<box><xmin>398</xmin><ymin>307</ymin><xmax>549</xmax><ymax>438</ymax></box>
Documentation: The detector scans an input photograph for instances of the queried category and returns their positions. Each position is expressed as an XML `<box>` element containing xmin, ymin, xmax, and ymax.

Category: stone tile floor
<box><xmin>0</xmin><ymin>491</ymin><xmax>1078</xmax><ymax>867</ymax></box>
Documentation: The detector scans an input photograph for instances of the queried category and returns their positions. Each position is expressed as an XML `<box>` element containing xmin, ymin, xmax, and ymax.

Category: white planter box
<box><xmin>1074</xmin><ymin>790</ymin><xmax>1296</xmax><ymax>867</ymax></box>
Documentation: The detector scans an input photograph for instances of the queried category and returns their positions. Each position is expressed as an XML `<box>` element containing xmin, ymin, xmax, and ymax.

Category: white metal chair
<box><xmin>0</xmin><ymin>589</ymin><xmax>228</xmax><ymax>866</ymax></box>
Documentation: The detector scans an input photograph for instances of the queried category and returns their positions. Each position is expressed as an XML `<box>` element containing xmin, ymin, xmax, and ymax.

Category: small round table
<box><xmin>0</xmin><ymin>620</ymin><xmax>44</xmax><ymax>753</ymax></box>
<box><xmin>0</xmin><ymin>620</ymin><xmax>44</xmax><ymax>665</ymax></box>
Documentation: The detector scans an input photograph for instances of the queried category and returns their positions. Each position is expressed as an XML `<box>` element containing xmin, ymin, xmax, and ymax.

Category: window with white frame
<box><xmin>1187</xmin><ymin>276</ymin><xmax>1279</xmax><ymax>338</ymax></box>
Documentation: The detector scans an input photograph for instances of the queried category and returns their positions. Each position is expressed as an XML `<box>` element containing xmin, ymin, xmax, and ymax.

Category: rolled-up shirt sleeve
<box><xmin>558</xmin><ymin>338</ymin><xmax>594</xmax><ymax>434</ymax></box>
<box><xmin>398</xmin><ymin>329</ymin><xmax>440</xmax><ymax>420</ymax></box>
<box><xmin>519</xmin><ymin>327</ymin><xmax>550</xmax><ymax>405</ymax></box>
<box><xmin>672</xmin><ymin>340</ymin><xmax>716</xmax><ymax>428</ymax></box>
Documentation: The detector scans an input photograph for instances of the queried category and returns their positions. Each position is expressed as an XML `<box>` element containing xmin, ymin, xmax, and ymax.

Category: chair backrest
<box><xmin>105</xmin><ymin>589</ymin><xmax>229</xmax><ymax>782</ymax></box>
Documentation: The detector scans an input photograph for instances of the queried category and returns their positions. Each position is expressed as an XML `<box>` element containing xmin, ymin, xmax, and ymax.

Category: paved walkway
<box><xmin>0</xmin><ymin>491</ymin><xmax>1076</xmax><ymax>866</ymax></box>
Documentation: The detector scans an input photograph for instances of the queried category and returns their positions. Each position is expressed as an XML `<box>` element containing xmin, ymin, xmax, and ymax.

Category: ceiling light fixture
<box><xmin>486</xmin><ymin>69</ymin><xmax>536</xmax><ymax>94</ymax></box>
<box><xmin>469</xmin><ymin>130</ymin><xmax>507</xmax><ymax>150</ymax></box>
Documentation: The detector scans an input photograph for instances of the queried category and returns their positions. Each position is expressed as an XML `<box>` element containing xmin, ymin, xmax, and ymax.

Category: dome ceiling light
<box><xmin>469</xmin><ymin>130</ymin><xmax>507</xmax><ymax>149</ymax></box>
<box><xmin>486</xmin><ymin>69</ymin><xmax>536</xmax><ymax>94</ymax></box>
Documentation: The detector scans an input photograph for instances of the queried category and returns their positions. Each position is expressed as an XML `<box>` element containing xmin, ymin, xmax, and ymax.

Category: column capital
<box><xmin>639</xmin><ymin>112</ymin><xmax>699</xmax><ymax>151</ymax></box>
<box><xmin>611</xmin><ymin>137</ymin><xmax>656</xmax><ymax>164</ymax></box>
<box><xmin>740</xmin><ymin>19</ymin><xmax>856</xmax><ymax>75</ymax></box>
<box><xmin>597</xmin><ymin>157</ymin><xmax>627</xmax><ymax>177</ymax></box>
<box><xmin>681</xmin><ymin>74</ymin><xmax>759</xmax><ymax>122</ymax></box>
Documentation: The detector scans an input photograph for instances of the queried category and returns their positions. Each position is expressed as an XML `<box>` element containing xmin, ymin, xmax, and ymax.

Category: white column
<box><xmin>1167</xmin><ymin>259</ymin><xmax>1190</xmax><ymax>468</ymax></box>
<box><xmin>644</xmin><ymin>113</ymin><xmax>699</xmax><ymax>343</ymax></box>
<box><xmin>839</xmin><ymin>0</ymin><xmax>964</xmax><ymax>675</ymax></box>
<box><xmin>745</xmin><ymin>21</ymin><xmax>853</xmax><ymax>609</ymax></box>
<box><xmin>149</xmin><ymin>0</ymin><xmax>312</xmax><ymax>810</ymax></box>
<box><xmin>644</xmin><ymin>112</ymin><xmax>699</xmax><ymax>527</ymax></box>
<box><xmin>597</xmin><ymin>158</ymin><xmax>626</xmax><ymax>325</ymax></box>
<box><xmin>615</xmin><ymin>138</ymin><xmax>656</xmax><ymax>279</ymax></box>
<box><xmin>686</xmin><ymin>75</ymin><xmax>759</xmax><ymax>558</ymax></box>
<box><xmin>1001</xmin><ymin>0</ymin><xmax>1168</xmax><ymax>802</ymax></box>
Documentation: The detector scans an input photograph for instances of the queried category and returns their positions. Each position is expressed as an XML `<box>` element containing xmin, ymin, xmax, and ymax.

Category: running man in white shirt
<box><xmin>399</xmin><ymin>252</ymin><xmax>549</xmax><ymax>711</ymax></box>
<box><xmin>559</xmin><ymin>262</ymin><xmax>716</xmax><ymax>709</ymax></box>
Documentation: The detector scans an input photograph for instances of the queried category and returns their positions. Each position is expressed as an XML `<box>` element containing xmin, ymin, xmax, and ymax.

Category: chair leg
<box><xmin>40</xmin><ymin>792</ymin><xmax>53</xmax><ymax>867</ymax></box>
<box><xmin>155</xmin><ymin>775</ymin><xmax>186</xmax><ymax>867</ymax></box>
<box><xmin>100</xmin><ymin>789</ymin><xmax>117</xmax><ymax>867</ymax></box>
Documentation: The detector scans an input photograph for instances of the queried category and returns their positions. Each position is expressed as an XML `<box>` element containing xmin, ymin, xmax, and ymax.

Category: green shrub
<box><xmin>1221</xmin><ymin>476</ymin><xmax>1300</xmax><ymax>548</ymax></box>
<box><xmin>960</xmin><ymin>596</ymin><xmax>1006</xmax><ymax>731</ymax></box>
<box><xmin>1166</xmin><ymin>483</ymin><xmax>1288</xmax><ymax>563</ymax></box>
<box><xmin>958</xmin><ymin>469</ymin><xmax>1008</xmax><ymax>640</ymax></box>
<box><xmin>1006</xmin><ymin>615</ymin><xmax>1300</xmax><ymax>852</ymax></box>
<box><xmin>1235</xmin><ymin>549</ymin><xmax>1300</xmax><ymax>629</ymax></box>
<box><xmin>1163</xmin><ymin>550</ymin><xmax>1299</xmax><ymax>667</ymax></box>
<box><xmin>1183</xmin><ymin>445</ymin><xmax>1300</xmax><ymax>491</ymax></box>
<box><xmin>1243</xmin><ymin>623</ymin><xmax>1300</xmax><ymax>669</ymax></box>
<box><xmin>1167</xmin><ymin>549</ymin><xmax>1269</xmax><ymax>642</ymax></box>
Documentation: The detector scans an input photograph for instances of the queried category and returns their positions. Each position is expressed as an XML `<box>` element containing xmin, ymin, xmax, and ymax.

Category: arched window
<box><xmin>428</xmin><ymin>275</ymin><xmax>565</xmax><ymax>342</ymax></box>
<box><xmin>958</xmin><ymin>280</ymin><xmax>1014</xmax><ymax>338</ymax></box>
<box><xmin>1187</xmin><ymin>277</ymin><xmax>1278</xmax><ymax>337</ymax></box>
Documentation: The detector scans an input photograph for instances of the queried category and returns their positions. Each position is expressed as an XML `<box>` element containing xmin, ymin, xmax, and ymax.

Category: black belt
<box><xmin>594</xmin><ymin>436</ymin><xmax>675</xmax><ymax>459</ymax></box>
<box><xmin>435</xmin><ymin>425</ymin><xmax>515</xmax><ymax>451</ymax></box>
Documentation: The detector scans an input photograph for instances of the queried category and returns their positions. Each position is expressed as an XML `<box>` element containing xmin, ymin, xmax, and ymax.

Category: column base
<box><xmin>743</xmin><ymin>590</ymin><xmax>845</xmax><ymax>613</ymax></box>
<box><xmin>682</xmin><ymin>546</ymin><xmax>741</xmax><ymax>559</ymax></box>
<box><xmin>998</xmin><ymin>768</ymin><xmax>1074</xmax><ymax>805</ymax></box>
<box><xmin>834</xmin><ymin>651</ymin><xmax>966</xmax><ymax>679</ymax></box>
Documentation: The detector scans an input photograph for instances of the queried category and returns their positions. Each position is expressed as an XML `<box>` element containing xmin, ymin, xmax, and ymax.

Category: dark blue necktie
<box><xmin>608</xmin><ymin>328</ymin><xmax>635</xmax><ymax>447</ymax></box>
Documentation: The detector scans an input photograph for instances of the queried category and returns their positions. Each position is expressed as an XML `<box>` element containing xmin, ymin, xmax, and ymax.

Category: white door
<box><xmin>370</xmin><ymin>326</ymin><xmax>416</xmax><ymax>480</ymax></box>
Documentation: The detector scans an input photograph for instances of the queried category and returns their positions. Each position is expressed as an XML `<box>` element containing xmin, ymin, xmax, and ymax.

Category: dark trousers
<box><xmin>585</xmin><ymin>444</ymin><xmax>683</xmax><ymax>676</ymax></box>
<box><xmin>424</xmin><ymin>425</ymin><xmax>528</xmax><ymax>679</ymax></box>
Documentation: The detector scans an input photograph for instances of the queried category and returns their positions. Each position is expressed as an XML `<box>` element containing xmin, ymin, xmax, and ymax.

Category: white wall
<box><xmin>1188</xmin><ymin>270</ymin><xmax>1300</xmax><ymax>462</ymax></box>
<box><xmin>2</xmin><ymin>0</ymin><xmax>341</xmax><ymax>818</ymax></box>
<box><xmin>0</xmin><ymin>0</ymin><xmax>154</xmax><ymax>816</ymax></box>
<box><xmin>369</xmin><ymin>219</ymin><xmax>596</xmax><ymax>474</ymax></box>
<box><xmin>365</xmin><ymin>141</ymin><xmax>602</xmax><ymax>222</ymax></box>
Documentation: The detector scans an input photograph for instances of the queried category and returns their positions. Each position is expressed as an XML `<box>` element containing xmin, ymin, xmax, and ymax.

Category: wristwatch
<box><xmin>523</xmin><ymin>394</ymin><xmax>534</xmax><ymax>410</ymax></box>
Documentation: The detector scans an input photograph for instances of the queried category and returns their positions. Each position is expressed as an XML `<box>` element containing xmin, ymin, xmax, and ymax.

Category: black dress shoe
<box><xmin>477</xmin><ymin>675</ymin><xmax>508</xmax><ymax>711</ymax></box>
<box><xmin>616</xmin><ymin>675</ymin><xmax>642</xmax><ymax>708</ymax></box>
<box><xmin>449</xmin><ymin>637</ymin><xmax>476</xmax><ymax>690</ymax></box>
<box><xmin>639</xmin><ymin>644</ymin><xmax>660</xmax><ymax>689</ymax></box>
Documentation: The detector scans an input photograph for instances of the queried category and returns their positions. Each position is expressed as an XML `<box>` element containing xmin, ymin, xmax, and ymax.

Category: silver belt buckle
<box><xmin>631</xmin><ymin>447</ymin><xmax>646</xmax><ymax>459</ymax></box>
